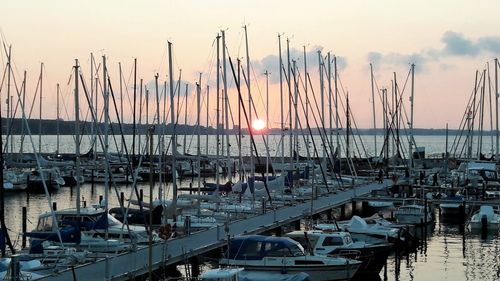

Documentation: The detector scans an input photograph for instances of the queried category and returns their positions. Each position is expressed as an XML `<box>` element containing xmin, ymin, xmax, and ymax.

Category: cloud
<box><xmin>251</xmin><ymin>45</ymin><xmax>348</xmax><ymax>84</ymax></box>
<box><xmin>368</xmin><ymin>31</ymin><xmax>500</xmax><ymax>70</ymax></box>
<box><xmin>441</xmin><ymin>31</ymin><xmax>479</xmax><ymax>56</ymax></box>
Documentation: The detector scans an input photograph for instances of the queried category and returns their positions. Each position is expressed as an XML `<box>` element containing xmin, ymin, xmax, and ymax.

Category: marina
<box><xmin>1</xmin><ymin>1</ymin><xmax>500</xmax><ymax>280</ymax></box>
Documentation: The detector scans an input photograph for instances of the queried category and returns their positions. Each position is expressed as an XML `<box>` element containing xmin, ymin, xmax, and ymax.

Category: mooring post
<box><xmin>362</xmin><ymin>201</ymin><xmax>369</xmax><ymax>217</ymax></box>
<box><xmin>481</xmin><ymin>215</ymin><xmax>488</xmax><ymax>238</ymax></box>
<box><xmin>120</xmin><ymin>192</ymin><xmax>124</xmax><ymax>206</ymax></box>
<box><xmin>52</xmin><ymin>202</ymin><xmax>57</xmax><ymax>211</ymax></box>
<box><xmin>190</xmin><ymin>257</ymin><xmax>200</xmax><ymax>279</ymax></box>
<box><xmin>424</xmin><ymin>196</ymin><xmax>428</xmax><ymax>225</ymax></box>
<box><xmin>140</xmin><ymin>189</ymin><xmax>144</xmax><ymax>202</ymax></box>
<box><xmin>326</xmin><ymin>209</ymin><xmax>333</xmax><ymax>221</ymax></box>
<box><xmin>22</xmin><ymin>207</ymin><xmax>27</xmax><ymax>248</ymax></box>
<box><xmin>91</xmin><ymin>169</ymin><xmax>95</xmax><ymax>193</ymax></box>
<box><xmin>10</xmin><ymin>254</ymin><xmax>20</xmax><ymax>281</ymax></box>
<box><xmin>275</xmin><ymin>226</ymin><xmax>283</xmax><ymax>237</ymax></box>
<box><xmin>459</xmin><ymin>201</ymin><xmax>466</xmax><ymax>224</ymax></box>
<box><xmin>294</xmin><ymin>220</ymin><xmax>301</xmax><ymax>230</ymax></box>
<box><xmin>99</xmin><ymin>195</ymin><xmax>103</xmax><ymax>205</ymax></box>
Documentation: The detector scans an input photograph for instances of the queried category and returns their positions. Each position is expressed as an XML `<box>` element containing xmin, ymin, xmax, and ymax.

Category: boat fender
<box><xmin>158</xmin><ymin>224</ymin><xmax>172</xmax><ymax>240</ymax></box>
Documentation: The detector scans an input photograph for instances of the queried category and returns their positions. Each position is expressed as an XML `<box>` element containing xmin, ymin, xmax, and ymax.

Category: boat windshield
<box><xmin>36</xmin><ymin>215</ymin><xmax>53</xmax><ymax>231</ymax></box>
<box><xmin>229</xmin><ymin>236</ymin><xmax>306</xmax><ymax>260</ymax></box>
<box><xmin>263</xmin><ymin>241</ymin><xmax>304</xmax><ymax>257</ymax></box>
<box><xmin>322</xmin><ymin>236</ymin><xmax>344</xmax><ymax>246</ymax></box>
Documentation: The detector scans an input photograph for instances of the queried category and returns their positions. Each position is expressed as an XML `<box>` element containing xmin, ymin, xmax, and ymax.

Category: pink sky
<box><xmin>1</xmin><ymin>0</ymin><xmax>500</xmax><ymax>130</ymax></box>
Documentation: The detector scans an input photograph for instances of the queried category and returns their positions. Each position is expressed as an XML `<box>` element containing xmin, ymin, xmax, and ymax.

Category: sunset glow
<box><xmin>252</xmin><ymin>119</ymin><xmax>266</xmax><ymax>131</ymax></box>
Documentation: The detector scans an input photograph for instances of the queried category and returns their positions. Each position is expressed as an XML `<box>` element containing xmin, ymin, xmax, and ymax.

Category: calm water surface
<box><xmin>3</xmin><ymin>134</ymin><xmax>500</xmax><ymax>280</ymax></box>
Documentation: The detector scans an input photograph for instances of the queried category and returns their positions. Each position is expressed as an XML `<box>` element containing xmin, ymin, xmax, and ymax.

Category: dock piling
<box><xmin>120</xmin><ymin>192</ymin><xmax>124</xmax><ymax>206</ymax></box>
<box><xmin>21</xmin><ymin>207</ymin><xmax>27</xmax><ymax>248</ymax></box>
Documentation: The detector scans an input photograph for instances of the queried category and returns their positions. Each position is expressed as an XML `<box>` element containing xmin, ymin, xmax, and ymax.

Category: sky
<box><xmin>1</xmin><ymin>0</ymin><xmax>500</xmax><ymax>130</ymax></box>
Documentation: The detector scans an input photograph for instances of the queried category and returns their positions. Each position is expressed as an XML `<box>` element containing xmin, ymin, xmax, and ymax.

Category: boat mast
<box><xmin>39</xmin><ymin>62</ymin><xmax>43</xmax><ymax>153</ymax></box>
<box><xmin>6</xmin><ymin>46</ymin><xmax>11</xmax><ymax>156</ymax></box>
<box><xmin>496</xmin><ymin>58</ymin><xmax>499</xmax><ymax>162</ymax></box>
<box><xmin>279</xmin><ymin>34</ymin><xmax>285</xmax><ymax>174</ymax></box>
<box><xmin>168</xmin><ymin>41</ymin><xmax>177</xmax><ymax>219</ymax></box>
<box><xmin>303</xmin><ymin>46</ymin><xmax>309</xmax><ymax>161</ymax></box>
<box><xmin>265</xmin><ymin>70</ymin><xmax>270</xmax><ymax>187</ymax></box>
<box><xmin>56</xmin><ymin>83</ymin><xmax>60</xmax><ymax>154</ymax></box>
<box><xmin>183</xmin><ymin>84</ymin><xmax>188</xmax><ymax>155</ymax></box>
<box><xmin>334</xmin><ymin>55</ymin><xmax>340</xmax><ymax>174</ymax></box>
<box><xmin>154</xmin><ymin>74</ymin><xmax>163</xmax><ymax>200</ymax></box>
<box><xmin>328</xmin><ymin>53</ymin><xmax>333</xmax><ymax>159</ymax></box>
<box><xmin>132</xmin><ymin>58</ymin><xmax>137</xmax><ymax>158</ymax></box>
<box><xmin>20</xmin><ymin>71</ymin><xmax>26</xmax><ymax>155</ymax></box>
<box><xmin>216</xmin><ymin>34</ymin><xmax>221</xmax><ymax>188</ymax></box>
<box><xmin>90</xmin><ymin>53</ymin><xmax>94</xmax><ymax>156</ymax></box>
<box><xmin>318</xmin><ymin>51</ymin><xmax>325</xmax><ymax>162</ymax></box>
<box><xmin>197</xmin><ymin>80</ymin><xmax>201</xmax><ymax>193</ymax></box>
<box><xmin>478</xmin><ymin>69</ymin><xmax>486</xmax><ymax>158</ymax></box>
<box><xmin>74</xmin><ymin>59</ymin><xmax>81</xmax><ymax>217</ymax></box>
<box><xmin>244</xmin><ymin>26</ymin><xmax>254</xmax><ymax>178</ymax></box>
<box><xmin>0</xmin><ymin>46</ymin><xmax>14</xmax><ymax>256</ymax></box>
<box><xmin>222</xmin><ymin>30</ymin><xmax>231</xmax><ymax>181</ymax></box>
<box><xmin>293</xmin><ymin>59</ymin><xmax>299</xmax><ymax>164</ymax></box>
<box><xmin>346</xmin><ymin>92</ymin><xmax>350</xmax><ymax>160</ymax></box>
<box><xmin>286</xmin><ymin>38</ymin><xmax>292</xmax><ymax>168</ymax></box>
<box><xmin>119</xmin><ymin>62</ymin><xmax>124</xmax><ymax>154</ymax></box>
<box><xmin>139</xmin><ymin>79</ymin><xmax>143</xmax><ymax>155</ymax></box>
<box><xmin>409</xmin><ymin>64</ymin><xmax>415</xmax><ymax>176</ymax></box>
<box><xmin>206</xmin><ymin>85</ymin><xmax>210</xmax><ymax>156</ymax></box>
<box><xmin>237</xmin><ymin>59</ymin><xmax>242</xmax><ymax>181</ymax></box>
<box><xmin>92</xmin><ymin>54</ymin><xmax>97</xmax><ymax>161</ymax></box>
<box><xmin>103</xmin><ymin>55</ymin><xmax>109</xmax><ymax>238</ymax></box>
<box><xmin>370</xmin><ymin>63</ymin><xmax>377</xmax><ymax>156</ymax></box>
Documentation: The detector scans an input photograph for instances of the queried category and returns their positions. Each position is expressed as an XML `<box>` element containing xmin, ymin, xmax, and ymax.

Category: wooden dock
<box><xmin>34</xmin><ymin>180</ymin><xmax>388</xmax><ymax>280</ymax></box>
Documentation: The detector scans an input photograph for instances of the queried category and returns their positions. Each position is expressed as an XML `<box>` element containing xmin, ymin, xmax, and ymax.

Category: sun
<box><xmin>252</xmin><ymin>119</ymin><xmax>266</xmax><ymax>131</ymax></box>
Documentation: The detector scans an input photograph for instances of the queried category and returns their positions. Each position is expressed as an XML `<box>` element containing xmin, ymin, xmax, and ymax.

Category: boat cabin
<box><xmin>454</xmin><ymin>161</ymin><xmax>499</xmax><ymax>187</ymax></box>
<box><xmin>285</xmin><ymin>230</ymin><xmax>354</xmax><ymax>256</ymax></box>
<box><xmin>201</xmin><ymin>268</ymin><xmax>243</xmax><ymax>281</ymax></box>
<box><xmin>227</xmin><ymin>235</ymin><xmax>306</xmax><ymax>260</ymax></box>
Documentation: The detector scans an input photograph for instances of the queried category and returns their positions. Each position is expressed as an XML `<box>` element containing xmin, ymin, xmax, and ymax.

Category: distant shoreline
<box><xmin>1</xmin><ymin>118</ymin><xmax>488</xmax><ymax>136</ymax></box>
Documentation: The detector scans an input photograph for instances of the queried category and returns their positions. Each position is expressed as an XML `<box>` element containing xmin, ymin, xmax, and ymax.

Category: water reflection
<box><xmin>4</xmin><ymin>186</ymin><xmax>500</xmax><ymax>281</ymax></box>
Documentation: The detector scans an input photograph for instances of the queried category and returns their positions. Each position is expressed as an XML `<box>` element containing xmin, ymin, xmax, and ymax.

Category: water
<box><xmin>3</xmin><ymin>134</ymin><xmax>500</xmax><ymax>280</ymax></box>
<box><xmin>381</xmin><ymin>213</ymin><xmax>500</xmax><ymax>281</ymax></box>
<box><xmin>3</xmin><ymin>134</ymin><xmax>495</xmax><ymax>158</ymax></box>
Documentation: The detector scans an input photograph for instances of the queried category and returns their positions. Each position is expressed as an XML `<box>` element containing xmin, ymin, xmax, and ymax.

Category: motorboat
<box><xmin>26</xmin><ymin>168</ymin><xmax>65</xmax><ymax>192</ymax></box>
<box><xmin>367</xmin><ymin>201</ymin><xmax>395</xmax><ymax>212</ymax></box>
<box><xmin>219</xmin><ymin>235</ymin><xmax>361</xmax><ymax>281</ymax></box>
<box><xmin>394</xmin><ymin>201</ymin><xmax>433</xmax><ymax>225</ymax></box>
<box><xmin>0</xmin><ymin>257</ymin><xmax>45</xmax><ymax>280</ymax></box>
<box><xmin>468</xmin><ymin>205</ymin><xmax>500</xmax><ymax>230</ymax></box>
<box><xmin>27</xmin><ymin>205</ymin><xmax>157</xmax><ymax>254</ymax></box>
<box><xmin>201</xmin><ymin>267</ymin><xmax>311</xmax><ymax>281</ymax></box>
<box><xmin>285</xmin><ymin>230</ymin><xmax>392</xmax><ymax>276</ymax></box>
<box><xmin>315</xmin><ymin>215</ymin><xmax>412</xmax><ymax>244</ymax></box>
<box><xmin>3</xmin><ymin>169</ymin><xmax>28</xmax><ymax>191</ymax></box>
<box><xmin>82</xmin><ymin>168</ymin><xmax>139</xmax><ymax>184</ymax></box>
<box><xmin>439</xmin><ymin>195</ymin><xmax>465</xmax><ymax>216</ymax></box>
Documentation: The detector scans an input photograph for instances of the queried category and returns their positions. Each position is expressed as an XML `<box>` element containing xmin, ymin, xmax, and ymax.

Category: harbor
<box><xmin>2</xmin><ymin>1</ymin><xmax>500</xmax><ymax>280</ymax></box>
